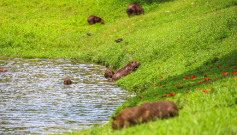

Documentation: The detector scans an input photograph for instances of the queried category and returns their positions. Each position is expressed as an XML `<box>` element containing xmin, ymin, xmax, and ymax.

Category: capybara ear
<box><xmin>112</xmin><ymin>117</ymin><xmax>116</xmax><ymax>120</ymax></box>
<box><xmin>131</xmin><ymin>61</ymin><xmax>133</xmax><ymax>64</ymax></box>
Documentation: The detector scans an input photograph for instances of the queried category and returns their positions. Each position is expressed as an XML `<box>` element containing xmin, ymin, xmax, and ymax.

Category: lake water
<box><xmin>0</xmin><ymin>58</ymin><xmax>134</xmax><ymax>134</ymax></box>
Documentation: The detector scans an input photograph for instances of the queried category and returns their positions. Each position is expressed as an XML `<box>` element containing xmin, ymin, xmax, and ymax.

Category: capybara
<box><xmin>87</xmin><ymin>15</ymin><xmax>105</xmax><ymax>25</ymax></box>
<box><xmin>104</xmin><ymin>69</ymin><xmax>114</xmax><ymax>78</ymax></box>
<box><xmin>64</xmin><ymin>77</ymin><xmax>72</xmax><ymax>85</ymax></box>
<box><xmin>112</xmin><ymin>61</ymin><xmax>140</xmax><ymax>81</ymax></box>
<box><xmin>112</xmin><ymin>106</ymin><xmax>153</xmax><ymax>130</ymax></box>
<box><xmin>87</xmin><ymin>33</ymin><xmax>92</xmax><ymax>36</ymax></box>
<box><xmin>141</xmin><ymin>100</ymin><xmax>179</xmax><ymax>120</ymax></box>
<box><xmin>126</xmin><ymin>4</ymin><xmax>144</xmax><ymax>18</ymax></box>
<box><xmin>0</xmin><ymin>68</ymin><xmax>7</xmax><ymax>72</ymax></box>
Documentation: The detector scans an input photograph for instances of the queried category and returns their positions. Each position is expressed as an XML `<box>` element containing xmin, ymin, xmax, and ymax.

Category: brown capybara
<box><xmin>87</xmin><ymin>15</ymin><xmax>105</xmax><ymax>25</ymax></box>
<box><xmin>64</xmin><ymin>77</ymin><xmax>72</xmax><ymax>85</ymax></box>
<box><xmin>112</xmin><ymin>106</ymin><xmax>153</xmax><ymax>130</ymax></box>
<box><xmin>104</xmin><ymin>69</ymin><xmax>114</xmax><ymax>78</ymax></box>
<box><xmin>141</xmin><ymin>100</ymin><xmax>179</xmax><ymax>120</ymax></box>
<box><xmin>126</xmin><ymin>4</ymin><xmax>144</xmax><ymax>18</ymax></box>
<box><xmin>0</xmin><ymin>68</ymin><xmax>7</xmax><ymax>72</ymax></box>
<box><xmin>112</xmin><ymin>61</ymin><xmax>140</xmax><ymax>81</ymax></box>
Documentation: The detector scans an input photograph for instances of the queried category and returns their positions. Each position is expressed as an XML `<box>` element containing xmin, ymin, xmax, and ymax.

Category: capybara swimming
<box><xmin>87</xmin><ymin>15</ymin><xmax>105</xmax><ymax>25</ymax></box>
<box><xmin>112</xmin><ymin>106</ymin><xmax>153</xmax><ymax>130</ymax></box>
<box><xmin>112</xmin><ymin>61</ymin><xmax>140</xmax><ymax>81</ymax></box>
<box><xmin>0</xmin><ymin>68</ymin><xmax>7</xmax><ymax>72</ymax></box>
<box><xmin>104</xmin><ymin>69</ymin><xmax>114</xmax><ymax>78</ymax></box>
<box><xmin>141</xmin><ymin>100</ymin><xmax>179</xmax><ymax>120</ymax></box>
<box><xmin>126</xmin><ymin>4</ymin><xmax>144</xmax><ymax>18</ymax></box>
<box><xmin>64</xmin><ymin>77</ymin><xmax>72</xmax><ymax>85</ymax></box>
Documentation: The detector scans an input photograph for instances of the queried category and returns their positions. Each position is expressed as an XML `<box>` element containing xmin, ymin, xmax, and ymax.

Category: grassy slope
<box><xmin>1</xmin><ymin>0</ymin><xmax>237</xmax><ymax>134</ymax></box>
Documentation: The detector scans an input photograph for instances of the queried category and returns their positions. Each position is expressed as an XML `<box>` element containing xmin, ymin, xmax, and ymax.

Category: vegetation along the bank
<box><xmin>1</xmin><ymin>0</ymin><xmax>237</xmax><ymax>134</ymax></box>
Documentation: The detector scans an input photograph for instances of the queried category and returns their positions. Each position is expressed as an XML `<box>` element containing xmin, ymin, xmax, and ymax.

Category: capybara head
<box><xmin>130</xmin><ymin>61</ymin><xmax>140</xmax><ymax>68</ymax></box>
<box><xmin>100</xmin><ymin>19</ymin><xmax>105</xmax><ymax>24</ymax></box>
<box><xmin>112</xmin><ymin>106</ymin><xmax>153</xmax><ymax>130</ymax></box>
<box><xmin>141</xmin><ymin>100</ymin><xmax>179</xmax><ymax>119</ymax></box>
<box><xmin>64</xmin><ymin>77</ymin><xmax>72</xmax><ymax>85</ymax></box>
<box><xmin>0</xmin><ymin>68</ymin><xmax>7</xmax><ymax>72</ymax></box>
<box><xmin>104</xmin><ymin>69</ymin><xmax>114</xmax><ymax>78</ymax></box>
<box><xmin>88</xmin><ymin>15</ymin><xmax>104</xmax><ymax>25</ymax></box>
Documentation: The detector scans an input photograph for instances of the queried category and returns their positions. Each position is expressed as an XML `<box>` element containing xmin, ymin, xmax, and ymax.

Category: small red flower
<box><xmin>160</xmin><ymin>76</ymin><xmax>163</xmax><ymax>79</ymax></box>
<box><xmin>151</xmin><ymin>83</ymin><xmax>153</xmax><ymax>86</ymax></box>
<box><xmin>162</xmin><ymin>94</ymin><xmax>168</xmax><ymax>98</ymax></box>
<box><xmin>177</xmin><ymin>83</ymin><xmax>182</xmax><ymax>85</ymax></box>
<box><xmin>205</xmin><ymin>78</ymin><xmax>211</xmax><ymax>81</ymax></box>
<box><xmin>154</xmin><ymin>93</ymin><xmax>158</xmax><ymax>96</ymax></box>
<box><xmin>222</xmin><ymin>73</ymin><xmax>228</xmax><ymax>75</ymax></box>
<box><xmin>215</xmin><ymin>78</ymin><xmax>218</xmax><ymax>80</ymax></box>
<box><xmin>159</xmin><ymin>83</ymin><xmax>161</xmax><ymax>86</ymax></box>
<box><xmin>186</xmin><ymin>92</ymin><xmax>189</xmax><ymax>94</ymax></box>
<box><xmin>183</xmin><ymin>77</ymin><xmax>189</xmax><ymax>80</ymax></box>
<box><xmin>188</xmin><ymin>84</ymin><xmax>190</xmax><ymax>86</ymax></box>
<box><xmin>218</xmin><ymin>63</ymin><xmax>221</xmax><ymax>65</ymax></box>
<box><xmin>141</xmin><ymin>92</ymin><xmax>144</xmax><ymax>93</ymax></box>
<box><xmin>172</xmin><ymin>84</ymin><xmax>174</xmax><ymax>86</ymax></box>
<box><xmin>233</xmin><ymin>71</ymin><xmax>237</xmax><ymax>74</ymax></box>
<box><xmin>203</xmin><ymin>90</ymin><xmax>207</xmax><ymax>92</ymax></box>
<box><xmin>168</xmin><ymin>93</ymin><xmax>175</xmax><ymax>96</ymax></box>
<box><xmin>198</xmin><ymin>81</ymin><xmax>202</xmax><ymax>84</ymax></box>
<box><xmin>139</xmin><ymin>96</ymin><xmax>143</xmax><ymax>99</ymax></box>
<box><xmin>190</xmin><ymin>76</ymin><xmax>196</xmax><ymax>79</ymax></box>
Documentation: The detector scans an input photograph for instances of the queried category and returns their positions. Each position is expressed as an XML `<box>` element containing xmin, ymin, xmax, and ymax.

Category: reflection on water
<box><xmin>0</xmin><ymin>58</ymin><xmax>134</xmax><ymax>134</ymax></box>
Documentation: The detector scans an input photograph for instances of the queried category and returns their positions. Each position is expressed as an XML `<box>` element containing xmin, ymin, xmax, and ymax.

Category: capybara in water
<box><xmin>87</xmin><ymin>15</ymin><xmax>105</xmax><ymax>25</ymax></box>
<box><xmin>104</xmin><ymin>69</ymin><xmax>114</xmax><ymax>78</ymax></box>
<box><xmin>141</xmin><ymin>100</ymin><xmax>179</xmax><ymax>120</ymax></box>
<box><xmin>126</xmin><ymin>4</ymin><xmax>144</xmax><ymax>18</ymax></box>
<box><xmin>0</xmin><ymin>68</ymin><xmax>7</xmax><ymax>72</ymax></box>
<box><xmin>64</xmin><ymin>77</ymin><xmax>72</xmax><ymax>85</ymax></box>
<box><xmin>112</xmin><ymin>106</ymin><xmax>153</xmax><ymax>130</ymax></box>
<box><xmin>112</xmin><ymin>61</ymin><xmax>140</xmax><ymax>81</ymax></box>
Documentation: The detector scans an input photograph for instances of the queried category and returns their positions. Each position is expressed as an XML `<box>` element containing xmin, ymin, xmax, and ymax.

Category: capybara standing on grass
<box><xmin>104</xmin><ymin>69</ymin><xmax>114</xmax><ymax>78</ymax></box>
<box><xmin>87</xmin><ymin>15</ymin><xmax>105</xmax><ymax>25</ymax></box>
<box><xmin>0</xmin><ymin>68</ymin><xmax>7</xmax><ymax>72</ymax></box>
<box><xmin>126</xmin><ymin>4</ymin><xmax>144</xmax><ymax>18</ymax></box>
<box><xmin>112</xmin><ymin>61</ymin><xmax>140</xmax><ymax>81</ymax></box>
<box><xmin>64</xmin><ymin>77</ymin><xmax>72</xmax><ymax>85</ymax></box>
<box><xmin>141</xmin><ymin>100</ymin><xmax>179</xmax><ymax>120</ymax></box>
<box><xmin>112</xmin><ymin>106</ymin><xmax>153</xmax><ymax>130</ymax></box>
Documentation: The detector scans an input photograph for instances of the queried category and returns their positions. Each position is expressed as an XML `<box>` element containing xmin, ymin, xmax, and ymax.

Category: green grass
<box><xmin>1</xmin><ymin>0</ymin><xmax>237</xmax><ymax>134</ymax></box>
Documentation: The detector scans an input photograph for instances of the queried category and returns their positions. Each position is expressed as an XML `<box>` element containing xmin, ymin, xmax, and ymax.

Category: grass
<box><xmin>1</xmin><ymin>0</ymin><xmax>237</xmax><ymax>134</ymax></box>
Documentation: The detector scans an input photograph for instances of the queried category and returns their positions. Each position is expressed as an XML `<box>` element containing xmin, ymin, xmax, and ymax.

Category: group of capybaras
<box><xmin>0</xmin><ymin>4</ymin><xmax>179</xmax><ymax>131</ymax></box>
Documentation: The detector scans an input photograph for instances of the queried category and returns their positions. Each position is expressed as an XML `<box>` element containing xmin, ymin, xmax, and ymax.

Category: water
<box><xmin>0</xmin><ymin>58</ymin><xmax>134</xmax><ymax>134</ymax></box>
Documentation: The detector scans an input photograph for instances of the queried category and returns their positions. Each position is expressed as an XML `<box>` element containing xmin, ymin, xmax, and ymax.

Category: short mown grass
<box><xmin>1</xmin><ymin>0</ymin><xmax>237</xmax><ymax>134</ymax></box>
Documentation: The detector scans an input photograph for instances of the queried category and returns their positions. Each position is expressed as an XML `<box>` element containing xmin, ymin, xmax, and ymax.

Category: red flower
<box><xmin>139</xmin><ymin>96</ymin><xmax>143</xmax><ymax>99</ymax></box>
<box><xmin>188</xmin><ymin>84</ymin><xmax>190</xmax><ymax>86</ymax></box>
<box><xmin>198</xmin><ymin>81</ymin><xmax>202</xmax><ymax>84</ymax></box>
<box><xmin>183</xmin><ymin>77</ymin><xmax>189</xmax><ymax>80</ymax></box>
<box><xmin>160</xmin><ymin>76</ymin><xmax>163</xmax><ymax>79</ymax></box>
<box><xmin>203</xmin><ymin>90</ymin><xmax>207</xmax><ymax>92</ymax></box>
<box><xmin>154</xmin><ymin>93</ymin><xmax>158</xmax><ymax>96</ymax></box>
<box><xmin>141</xmin><ymin>92</ymin><xmax>144</xmax><ymax>93</ymax></box>
<box><xmin>190</xmin><ymin>76</ymin><xmax>196</xmax><ymax>79</ymax></box>
<box><xmin>205</xmin><ymin>78</ymin><xmax>211</xmax><ymax>81</ymax></box>
<box><xmin>168</xmin><ymin>93</ymin><xmax>175</xmax><ymax>96</ymax></box>
<box><xmin>151</xmin><ymin>83</ymin><xmax>153</xmax><ymax>86</ymax></box>
<box><xmin>177</xmin><ymin>83</ymin><xmax>182</xmax><ymax>85</ymax></box>
<box><xmin>222</xmin><ymin>73</ymin><xmax>228</xmax><ymax>75</ymax></box>
<box><xmin>215</xmin><ymin>78</ymin><xmax>218</xmax><ymax>80</ymax></box>
<box><xmin>172</xmin><ymin>84</ymin><xmax>174</xmax><ymax>86</ymax></box>
<box><xmin>233</xmin><ymin>72</ymin><xmax>237</xmax><ymax>74</ymax></box>
<box><xmin>186</xmin><ymin>92</ymin><xmax>189</xmax><ymax>94</ymax></box>
<box><xmin>218</xmin><ymin>63</ymin><xmax>221</xmax><ymax>65</ymax></box>
<box><xmin>159</xmin><ymin>83</ymin><xmax>161</xmax><ymax>86</ymax></box>
<box><xmin>162</xmin><ymin>94</ymin><xmax>168</xmax><ymax>97</ymax></box>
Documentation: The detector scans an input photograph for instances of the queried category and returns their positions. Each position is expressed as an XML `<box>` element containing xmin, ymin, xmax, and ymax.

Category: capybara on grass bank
<box><xmin>112</xmin><ymin>61</ymin><xmax>140</xmax><ymax>81</ymax></box>
<box><xmin>112</xmin><ymin>106</ymin><xmax>153</xmax><ymax>130</ymax></box>
<box><xmin>141</xmin><ymin>100</ymin><xmax>179</xmax><ymax>119</ymax></box>
<box><xmin>0</xmin><ymin>68</ymin><xmax>7</xmax><ymax>72</ymax></box>
<box><xmin>87</xmin><ymin>15</ymin><xmax>105</xmax><ymax>25</ymax></box>
<box><xmin>64</xmin><ymin>77</ymin><xmax>72</xmax><ymax>85</ymax></box>
<box><xmin>126</xmin><ymin>4</ymin><xmax>144</xmax><ymax>18</ymax></box>
<box><xmin>104</xmin><ymin>69</ymin><xmax>114</xmax><ymax>78</ymax></box>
